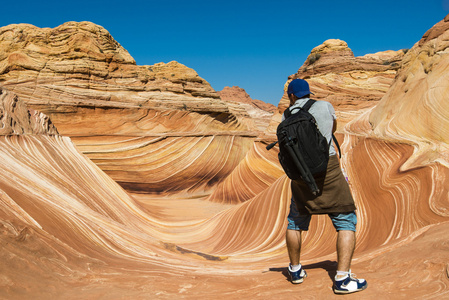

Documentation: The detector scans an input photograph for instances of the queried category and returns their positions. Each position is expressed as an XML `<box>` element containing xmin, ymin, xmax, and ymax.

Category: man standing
<box><xmin>283</xmin><ymin>79</ymin><xmax>367</xmax><ymax>294</ymax></box>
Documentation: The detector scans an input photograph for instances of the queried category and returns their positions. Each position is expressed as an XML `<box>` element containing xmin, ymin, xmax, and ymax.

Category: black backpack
<box><xmin>266</xmin><ymin>99</ymin><xmax>340</xmax><ymax>195</ymax></box>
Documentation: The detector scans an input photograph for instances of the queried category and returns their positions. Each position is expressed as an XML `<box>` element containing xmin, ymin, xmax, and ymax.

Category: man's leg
<box><xmin>329</xmin><ymin>212</ymin><xmax>367</xmax><ymax>294</ymax></box>
<box><xmin>336</xmin><ymin>230</ymin><xmax>355</xmax><ymax>275</ymax></box>
<box><xmin>285</xmin><ymin>199</ymin><xmax>310</xmax><ymax>284</ymax></box>
<box><xmin>286</xmin><ymin>229</ymin><xmax>302</xmax><ymax>265</ymax></box>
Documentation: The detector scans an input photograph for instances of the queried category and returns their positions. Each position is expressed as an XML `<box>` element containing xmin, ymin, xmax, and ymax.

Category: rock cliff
<box><xmin>364</xmin><ymin>14</ymin><xmax>449</xmax><ymax>170</ymax></box>
<box><xmin>218</xmin><ymin>86</ymin><xmax>275</xmax><ymax>132</ymax></box>
<box><xmin>0</xmin><ymin>17</ymin><xmax>449</xmax><ymax>299</ymax></box>
<box><xmin>266</xmin><ymin>39</ymin><xmax>406</xmax><ymax>134</ymax></box>
<box><xmin>0</xmin><ymin>22</ymin><xmax>264</xmax><ymax>195</ymax></box>
<box><xmin>0</xmin><ymin>87</ymin><xmax>58</xmax><ymax>135</ymax></box>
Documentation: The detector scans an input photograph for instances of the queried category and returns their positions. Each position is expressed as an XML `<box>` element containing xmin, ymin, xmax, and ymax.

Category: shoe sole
<box><xmin>333</xmin><ymin>282</ymin><xmax>368</xmax><ymax>294</ymax></box>
<box><xmin>291</xmin><ymin>273</ymin><xmax>307</xmax><ymax>284</ymax></box>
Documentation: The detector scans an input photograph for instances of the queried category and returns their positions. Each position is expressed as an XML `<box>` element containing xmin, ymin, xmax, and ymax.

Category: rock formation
<box><xmin>0</xmin><ymin>22</ymin><xmax>258</xmax><ymax>134</ymax></box>
<box><xmin>364</xmin><ymin>14</ymin><xmax>449</xmax><ymax>170</ymax></box>
<box><xmin>218</xmin><ymin>86</ymin><xmax>275</xmax><ymax>132</ymax></box>
<box><xmin>0</xmin><ymin>17</ymin><xmax>449</xmax><ymax>299</ymax></box>
<box><xmin>218</xmin><ymin>86</ymin><xmax>276</xmax><ymax>113</ymax></box>
<box><xmin>292</xmin><ymin>39</ymin><xmax>405</xmax><ymax>110</ymax></box>
<box><xmin>0</xmin><ymin>22</ymin><xmax>265</xmax><ymax>195</ymax></box>
<box><xmin>266</xmin><ymin>39</ymin><xmax>406</xmax><ymax>134</ymax></box>
<box><xmin>0</xmin><ymin>87</ymin><xmax>58</xmax><ymax>135</ymax></box>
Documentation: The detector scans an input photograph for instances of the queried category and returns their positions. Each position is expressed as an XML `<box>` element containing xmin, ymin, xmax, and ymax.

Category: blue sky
<box><xmin>1</xmin><ymin>0</ymin><xmax>448</xmax><ymax>105</ymax></box>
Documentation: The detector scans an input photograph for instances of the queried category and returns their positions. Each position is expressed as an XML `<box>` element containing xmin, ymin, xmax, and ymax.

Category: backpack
<box><xmin>266</xmin><ymin>99</ymin><xmax>340</xmax><ymax>195</ymax></box>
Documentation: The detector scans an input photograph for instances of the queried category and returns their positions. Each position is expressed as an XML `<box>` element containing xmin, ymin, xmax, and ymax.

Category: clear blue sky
<box><xmin>1</xmin><ymin>0</ymin><xmax>448</xmax><ymax>105</ymax></box>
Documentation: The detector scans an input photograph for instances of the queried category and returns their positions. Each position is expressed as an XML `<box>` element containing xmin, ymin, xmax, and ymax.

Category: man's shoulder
<box><xmin>312</xmin><ymin>99</ymin><xmax>333</xmax><ymax>107</ymax></box>
<box><xmin>311</xmin><ymin>99</ymin><xmax>335</xmax><ymax>113</ymax></box>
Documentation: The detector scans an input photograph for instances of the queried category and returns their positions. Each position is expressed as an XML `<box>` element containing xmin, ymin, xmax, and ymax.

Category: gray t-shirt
<box><xmin>282</xmin><ymin>98</ymin><xmax>337</xmax><ymax>156</ymax></box>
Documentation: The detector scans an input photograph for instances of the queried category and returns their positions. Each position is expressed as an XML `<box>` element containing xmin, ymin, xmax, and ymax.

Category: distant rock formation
<box><xmin>218</xmin><ymin>86</ymin><xmax>275</xmax><ymax>132</ymax></box>
<box><xmin>218</xmin><ymin>86</ymin><xmax>276</xmax><ymax>113</ymax></box>
<box><xmin>1</xmin><ymin>17</ymin><xmax>449</xmax><ymax>300</ymax></box>
<box><xmin>0</xmin><ymin>22</ymin><xmax>251</xmax><ymax>134</ymax></box>
<box><xmin>0</xmin><ymin>87</ymin><xmax>58</xmax><ymax>135</ymax></box>
<box><xmin>357</xmin><ymin>14</ymin><xmax>449</xmax><ymax>170</ymax></box>
<box><xmin>266</xmin><ymin>39</ymin><xmax>406</xmax><ymax>134</ymax></box>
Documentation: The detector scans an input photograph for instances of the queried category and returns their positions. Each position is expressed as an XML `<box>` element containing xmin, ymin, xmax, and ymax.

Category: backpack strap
<box><xmin>283</xmin><ymin>106</ymin><xmax>292</xmax><ymax>118</ymax></box>
<box><xmin>301</xmin><ymin>99</ymin><xmax>316</xmax><ymax>111</ymax></box>
<box><xmin>306</xmin><ymin>99</ymin><xmax>342</xmax><ymax>158</ymax></box>
<box><xmin>285</xmin><ymin>98</ymin><xmax>315</xmax><ymax>118</ymax></box>
<box><xmin>333</xmin><ymin>134</ymin><xmax>342</xmax><ymax>158</ymax></box>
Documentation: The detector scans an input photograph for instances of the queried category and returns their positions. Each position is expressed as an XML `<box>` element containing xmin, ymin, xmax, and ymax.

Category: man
<box><xmin>283</xmin><ymin>79</ymin><xmax>367</xmax><ymax>294</ymax></box>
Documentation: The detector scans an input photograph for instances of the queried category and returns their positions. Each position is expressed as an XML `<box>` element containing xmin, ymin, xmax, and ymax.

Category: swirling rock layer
<box><xmin>266</xmin><ymin>39</ymin><xmax>406</xmax><ymax>135</ymax></box>
<box><xmin>1</xmin><ymin>134</ymin><xmax>448</xmax><ymax>299</ymax></box>
<box><xmin>0</xmin><ymin>22</ymin><xmax>262</xmax><ymax>191</ymax></box>
<box><xmin>366</xmin><ymin>14</ymin><xmax>449</xmax><ymax>169</ymax></box>
<box><xmin>0</xmin><ymin>87</ymin><xmax>58</xmax><ymax>135</ymax></box>
<box><xmin>0</xmin><ymin>18</ymin><xmax>449</xmax><ymax>299</ymax></box>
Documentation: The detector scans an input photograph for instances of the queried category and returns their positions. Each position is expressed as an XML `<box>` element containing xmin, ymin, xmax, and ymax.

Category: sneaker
<box><xmin>288</xmin><ymin>265</ymin><xmax>307</xmax><ymax>284</ymax></box>
<box><xmin>333</xmin><ymin>273</ymin><xmax>367</xmax><ymax>294</ymax></box>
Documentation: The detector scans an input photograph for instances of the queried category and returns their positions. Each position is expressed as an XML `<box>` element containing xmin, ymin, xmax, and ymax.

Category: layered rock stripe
<box><xmin>0</xmin><ymin>17</ymin><xmax>449</xmax><ymax>299</ymax></box>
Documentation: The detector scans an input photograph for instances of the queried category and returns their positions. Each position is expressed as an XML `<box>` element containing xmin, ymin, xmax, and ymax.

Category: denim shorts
<box><xmin>287</xmin><ymin>199</ymin><xmax>357</xmax><ymax>232</ymax></box>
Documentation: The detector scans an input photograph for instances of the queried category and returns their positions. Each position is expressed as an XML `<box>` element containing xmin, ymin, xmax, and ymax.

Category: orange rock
<box><xmin>0</xmin><ymin>22</ymin><xmax>266</xmax><ymax>193</ymax></box>
<box><xmin>218</xmin><ymin>86</ymin><xmax>276</xmax><ymax>132</ymax></box>
<box><xmin>365</xmin><ymin>15</ymin><xmax>449</xmax><ymax>169</ymax></box>
<box><xmin>0</xmin><ymin>22</ymin><xmax>232</xmax><ymax>120</ymax></box>
<box><xmin>0</xmin><ymin>17</ymin><xmax>449</xmax><ymax>299</ymax></box>
<box><xmin>267</xmin><ymin>38</ymin><xmax>406</xmax><ymax>132</ymax></box>
<box><xmin>0</xmin><ymin>87</ymin><xmax>58</xmax><ymax>135</ymax></box>
<box><xmin>218</xmin><ymin>86</ymin><xmax>276</xmax><ymax>113</ymax></box>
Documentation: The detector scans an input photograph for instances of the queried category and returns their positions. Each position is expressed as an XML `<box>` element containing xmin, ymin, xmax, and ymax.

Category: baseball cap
<box><xmin>287</xmin><ymin>79</ymin><xmax>314</xmax><ymax>98</ymax></box>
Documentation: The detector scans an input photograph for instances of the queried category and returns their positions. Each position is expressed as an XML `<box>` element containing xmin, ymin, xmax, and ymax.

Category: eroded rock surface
<box><xmin>0</xmin><ymin>22</ymin><xmax>263</xmax><ymax>194</ymax></box>
<box><xmin>363</xmin><ymin>14</ymin><xmax>449</xmax><ymax>170</ymax></box>
<box><xmin>0</xmin><ymin>18</ymin><xmax>449</xmax><ymax>299</ymax></box>
<box><xmin>0</xmin><ymin>87</ymin><xmax>58</xmax><ymax>135</ymax></box>
<box><xmin>218</xmin><ymin>86</ymin><xmax>275</xmax><ymax>132</ymax></box>
<box><xmin>0</xmin><ymin>22</ymin><xmax>221</xmax><ymax>111</ymax></box>
<box><xmin>266</xmin><ymin>39</ymin><xmax>406</xmax><ymax>134</ymax></box>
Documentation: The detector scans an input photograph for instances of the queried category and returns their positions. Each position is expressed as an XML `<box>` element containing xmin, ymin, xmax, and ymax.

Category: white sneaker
<box><xmin>333</xmin><ymin>273</ymin><xmax>367</xmax><ymax>294</ymax></box>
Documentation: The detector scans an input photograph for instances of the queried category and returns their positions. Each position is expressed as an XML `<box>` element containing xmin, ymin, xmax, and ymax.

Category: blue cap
<box><xmin>287</xmin><ymin>79</ymin><xmax>313</xmax><ymax>98</ymax></box>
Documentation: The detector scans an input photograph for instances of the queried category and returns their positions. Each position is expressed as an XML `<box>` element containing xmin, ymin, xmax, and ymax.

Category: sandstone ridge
<box><xmin>265</xmin><ymin>38</ymin><xmax>407</xmax><ymax>134</ymax></box>
<box><xmin>0</xmin><ymin>17</ymin><xmax>449</xmax><ymax>299</ymax></box>
<box><xmin>356</xmin><ymin>14</ymin><xmax>449</xmax><ymax>169</ymax></box>
<box><xmin>0</xmin><ymin>22</ymin><xmax>239</xmax><ymax>124</ymax></box>
<box><xmin>0</xmin><ymin>87</ymin><xmax>58</xmax><ymax>135</ymax></box>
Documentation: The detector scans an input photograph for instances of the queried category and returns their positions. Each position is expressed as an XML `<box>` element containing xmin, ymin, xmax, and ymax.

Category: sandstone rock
<box><xmin>1</xmin><ymin>134</ymin><xmax>449</xmax><ymax>299</ymax></box>
<box><xmin>363</xmin><ymin>14</ymin><xmax>449</xmax><ymax>169</ymax></box>
<box><xmin>218</xmin><ymin>86</ymin><xmax>275</xmax><ymax>132</ymax></box>
<box><xmin>265</xmin><ymin>39</ymin><xmax>406</xmax><ymax>134</ymax></box>
<box><xmin>0</xmin><ymin>18</ymin><xmax>449</xmax><ymax>300</ymax></box>
<box><xmin>0</xmin><ymin>22</ymin><xmax>234</xmax><ymax>128</ymax></box>
<box><xmin>0</xmin><ymin>87</ymin><xmax>58</xmax><ymax>135</ymax></box>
